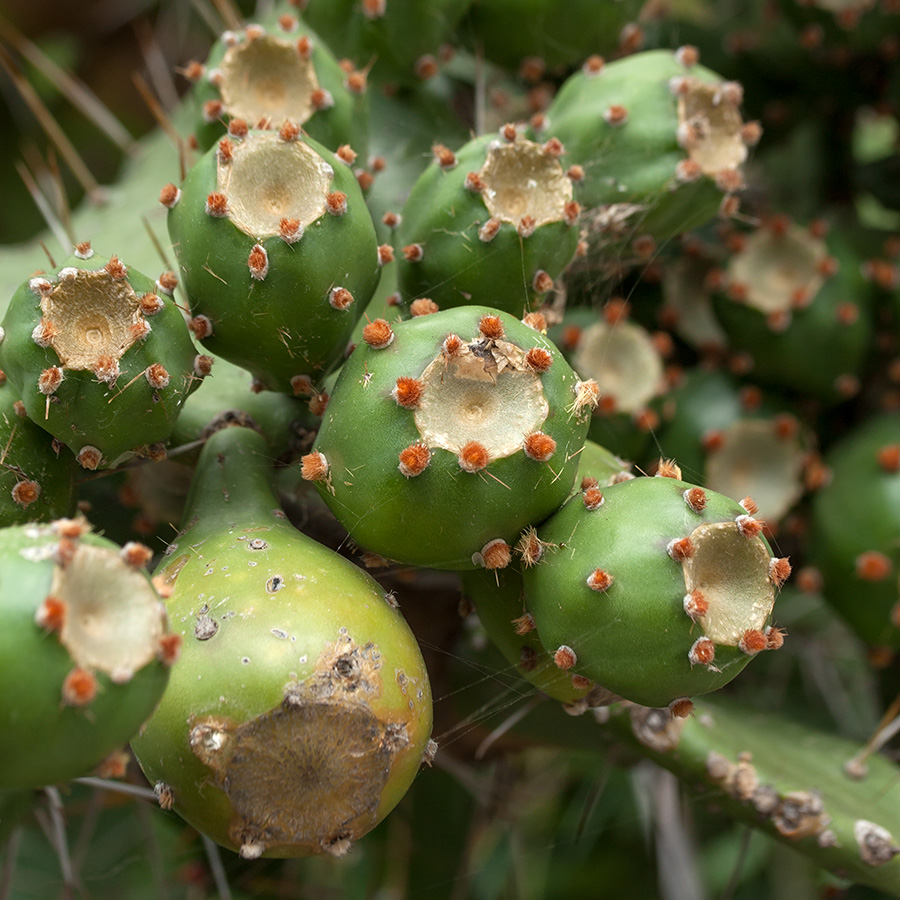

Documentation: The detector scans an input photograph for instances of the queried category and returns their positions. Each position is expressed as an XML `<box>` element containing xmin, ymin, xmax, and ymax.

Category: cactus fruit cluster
<box><xmin>2</xmin><ymin>0</ymin><xmax>900</xmax><ymax>897</ymax></box>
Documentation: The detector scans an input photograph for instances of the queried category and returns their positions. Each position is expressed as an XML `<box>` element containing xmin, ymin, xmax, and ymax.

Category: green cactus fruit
<box><xmin>187</xmin><ymin>14</ymin><xmax>368</xmax><ymax>156</ymax></box>
<box><xmin>166</xmin><ymin>127</ymin><xmax>381</xmax><ymax>394</ymax></box>
<box><xmin>809</xmin><ymin>413</ymin><xmax>900</xmax><ymax>648</ymax></box>
<box><xmin>460</xmin><ymin>567</ymin><xmax>599</xmax><ymax>709</ymax></box>
<box><xmin>549</xmin><ymin>303</ymin><xmax>666</xmax><ymax>463</ymax></box>
<box><xmin>301</xmin><ymin>306</ymin><xmax>598</xmax><ymax>569</ymax></box>
<box><xmin>574</xmin><ymin>437</ymin><xmax>633</xmax><ymax>492</ymax></box>
<box><xmin>522</xmin><ymin>471</ymin><xmax>789</xmax><ymax>709</ymax></box>
<box><xmin>299</xmin><ymin>0</ymin><xmax>471</xmax><ymax>86</ymax></box>
<box><xmin>710</xmin><ymin>217</ymin><xmax>873</xmax><ymax>403</ymax></box>
<box><xmin>0</xmin><ymin>247</ymin><xmax>206</xmax><ymax>469</ymax></box>
<box><xmin>538</xmin><ymin>48</ymin><xmax>756</xmax><ymax>254</ymax></box>
<box><xmin>0</xmin><ymin>518</ymin><xmax>177</xmax><ymax>788</ymax></box>
<box><xmin>655</xmin><ymin>369</ymin><xmax>811</xmax><ymax>524</ymax></box>
<box><xmin>0</xmin><ymin>375</ymin><xmax>77</xmax><ymax>526</ymax></box>
<box><xmin>131</xmin><ymin>425</ymin><xmax>433</xmax><ymax>859</ymax></box>
<box><xmin>460</xmin><ymin>0</ymin><xmax>645</xmax><ymax>74</ymax></box>
<box><xmin>394</xmin><ymin>129</ymin><xmax>582</xmax><ymax>315</ymax></box>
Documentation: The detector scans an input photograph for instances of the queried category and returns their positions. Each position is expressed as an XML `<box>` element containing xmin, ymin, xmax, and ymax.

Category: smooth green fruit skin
<box><xmin>311</xmin><ymin>306</ymin><xmax>591</xmax><ymax>569</ymax></box>
<box><xmin>192</xmin><ymin>18</ymin><xmax>368</xmax><ymax>157</ymax></box>
<box><xmin>461</xmin><ymin>567</ymin><xmax>588</xmax><ymax>705</ymax></box>
<box><xmin>0</xmin><ymin>379</ymin><xmax>77</xmax><ymax>527</ymax></box>
<box><xmin>132</xmin><ymin>427</ymin><xmax>432</xmax><ymax>857</ymax></box>
<box><xmin>0</xmin><ymin>254</ymin><xmax>201</xmax><ymax>467</ymax></box>
<box><xmin>168</xmin><ymin>132</ymin><xmax>380</xmax><ymax>393</ymax></box>
<box><xmin>523</xmin><ymin>476</ymin><xmax>773</xmax><ymax>708</ymax></box>
<box><xmin>395</xmin><ymin>133</ymin><xmax>579</xmax><ymax>315</ymax></box>
<box><xmin>542</xmin><ymin>50</ymin><xmax>735</xmax><ymax>243</ymax></box>
<box><xmin>0</xmin><ymin>527</ymin><xmax>170</xmax><ymax>789</ymax></box>
<box><xmin>810</xmin><ymin>413</ymin><xmax>900</xmax><ymax>647</ymax></box>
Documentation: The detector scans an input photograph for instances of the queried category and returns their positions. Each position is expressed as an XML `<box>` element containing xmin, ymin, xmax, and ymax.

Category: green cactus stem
<box><xmin>131</xmin><ymin>425</ymin><xmax>434</xmax><ymax>859</ymax></box>
<box><xmin>0</xmin><ymin>518</ymin><xmax>176</xmax><ymax>788</ymax></box>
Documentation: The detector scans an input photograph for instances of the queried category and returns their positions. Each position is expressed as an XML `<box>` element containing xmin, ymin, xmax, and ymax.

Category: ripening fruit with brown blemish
<box><xmin>392</xmin><ymin>376</ymin><xmax>424</xmax><ymax>409</ymax></box>
<box><xmin>856</xmin><ymin>551</ymin><xmax>892</xmax><ymax>581</ymax></box>
<box><xmin>62</xmin><ymin>668</ymin><xmax>98</xmax><ymax>706</ymax></box>
<box><xmin>300</xmin><ymin>451</ymin><xmax>329</xmax><ymax>482</ymax></box>
<box><xmin>458</xmin><ymin>441</ymin><xmax>489</xmax><ymax>473</ymax></box>
<box><xmin>554</xmin><ymin>645</ymin><xmax>577</xmax><ymax>670</ymax></box>
<box><xmin>398</xmin><ymin>442</ymin><xmax>431</xmax><ymax>477</ymax></box>
<box><xmin>523</xmin><ymin>432</ymin><xmax>556</xmax><ymax>461</ymax></box>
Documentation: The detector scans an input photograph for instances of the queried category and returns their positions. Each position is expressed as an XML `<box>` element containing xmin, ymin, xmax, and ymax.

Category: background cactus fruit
<box><xmin>302</xmin><ymin>306</ymin><xmax>597</xmax><ymax>569</ymax></box>
<box><xmin>0</xmin><ymin>375</ymin><xmax>77</xmax><ymax>527</ymax></box>
<box><xmin>0</xmin><ymin>248</ymin><xmax>204</xmax><ymax>469</ymax></box>
<box><xmin>809</xmin><ymin>413</ymin><xmax>900</xmax><ymax>648</ymax></box>
<box><xmin>166</xmin><ymin>127</ymin><xmax>380</xmax><ymax>394</ymax></box>
<box><xmin>522</xmin><ymin>472</ymin><xmax>788</xmax><ymax>708</ymax></box>
<box><xmin>393</xmin><ymin>129</ymin><xmax>581</xmax><ymax>315</ymax></box>
<box><xmin>539</xmin><ymin>48</ymin><xmax>756</xmax><ymax>253</ymax></box>
<box><xmin>709</xmin><ymin>217</ymin><xmax>873</xmax><ymax>403</ymax></box>
<box><xmin>654</xmin><ymin>369</ymin><xmax>811</xmax><ymax>524</ymax></box>
<box><xmin>187</xmin><ymin>14</ymin><xmax>368</xmax><ymax>156</ymax></box>
<box><xmin>0</xmin><ymin>518</ymin><xmax>176</xmax><ymax>788</ymax></box>
<box><xmin>131</xmin><ymin>425</ymin><xmax>433</xmax><ymax>859</ymax></box>
<box><xmin>299</xmin><ymin>0</ymin><xmax>471</xmax><ymax>86</ymax></box>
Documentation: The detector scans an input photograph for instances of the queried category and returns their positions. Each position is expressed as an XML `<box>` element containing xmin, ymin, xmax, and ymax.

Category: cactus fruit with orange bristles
<box><xmin>522</xmin><ymin>472</ymin><xmax>789</xmax><ymax>708</ymax></box>
<box><xmin>0</xmin><ymin>517</ymin><xmax>176</xmax><ymax>788</ymax></box>
<box><xmin>301</xmin><ymin>306</ymin><xmax>597</xmax><ymax>568</ymax></box>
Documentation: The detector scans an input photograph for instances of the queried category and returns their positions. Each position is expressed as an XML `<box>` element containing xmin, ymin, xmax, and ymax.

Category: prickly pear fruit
<box><xmin>539</xmin><ymin>49</ymin><xmax>756</xmax><ymax>253</ymax></box>
<box><xmin>131</xmin><ymin>425</ymin><xmax>433</xmax><ymax>859</ymax></box>
<box><xmin>522</xmin><ymin>471</ymin><xmax>789</xmax><ymax>709</ymax></box>
<box><xmin>809</xmin><ymin>413</ymin><xmax>900</xmax><ymax>647</ymax></box>
<box><xmin>394</xmin><ymin>129</ymin><xmax>581</xmax><ymax>315</ymax></box>
<box><xmin>301</xmin><ymin>306</ymin><xmax>598</xmax><ymax>569</ymax></box>
<box><xmin>709</xmin><ymin>217</ymin><xmax>873</xmax><ymax>403</ymax></box>
<box><xmin>0</xmin><ymin>375</ymin><xmax>77</xmax><ymax>526</ymax></box>
<box><xmin>0</xmin><ymin>518</ymin><xmax>176</xmax><ymax>788</ymax></box>
<box><xmin>300</xmin><ymin>0</ymin><xmax>471</xmax><ymax>85</ymax></box>
<box><xmin>166</xmin><ymin>127</ymin><xmax>380</xmax><ymax>393</ymax></box>
<box><xmin>187</xmin><ymin>14</ymin><xmax>368</xmax><ymax>156</ymax></box>
<box><xmin>0</xmin><ymin>247</ymin><xmax>205</xmax><ymax>469</ymax></box>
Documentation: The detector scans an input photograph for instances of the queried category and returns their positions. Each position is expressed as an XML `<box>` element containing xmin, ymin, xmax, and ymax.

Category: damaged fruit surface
<box><xmin>131</xmin><ymin>425</ymin><xmax>433</xmax><ymax>859</ymax></box>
